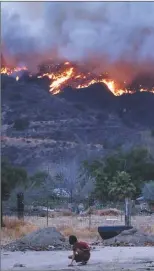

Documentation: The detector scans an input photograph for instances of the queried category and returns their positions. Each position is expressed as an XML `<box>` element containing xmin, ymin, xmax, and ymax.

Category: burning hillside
<box><xmin>1</xmin><ymin>60</ymin><xmax>154</xmax><ymax>96</ymax></box>
<box><xmin>1</xmin><ymin>66</ymin><xmax>28</xmax><ymax>76</ymax></box>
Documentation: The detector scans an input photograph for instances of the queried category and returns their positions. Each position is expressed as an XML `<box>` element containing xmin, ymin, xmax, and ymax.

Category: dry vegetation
<box><xmin>1</xmin><ymin>213</ymin><xmax>154</xmax><ymax>246</ymax></box>
<box><xmin>57</xmin><ymin>225</ymin><xmax>98</xmax><ymax>240</ymax></box>
<box><xmin>1</xmin><ymin>216</ymin><xmax>38</xmax><ymax>245</ymax></box>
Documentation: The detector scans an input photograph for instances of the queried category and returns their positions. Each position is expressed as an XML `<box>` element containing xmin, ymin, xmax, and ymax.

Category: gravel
<box><xmin>103</xmin><ymin>228</ymin><xmax>154</xmax><ymax>247</ymax></box>
<box><xmin>2</xmin><ymin>227</ymin><xmax>70</xmax><ymax>252</ymax></box>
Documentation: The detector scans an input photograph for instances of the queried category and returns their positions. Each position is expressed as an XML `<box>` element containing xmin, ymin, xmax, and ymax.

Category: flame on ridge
<box><xmin>1</xmin><ymin>62</ymin><xmax>154</xmax><ymax>96</ymax></box>
<box><xmin>1</xmin><ymin>66</ymin><xmax>27</xmax><ymax>75</ymax></box>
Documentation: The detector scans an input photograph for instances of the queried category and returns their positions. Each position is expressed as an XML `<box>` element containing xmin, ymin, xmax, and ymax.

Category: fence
<box><xmin>3</xmin><ymin>192</ymin><xmax>152</xmax><ymax>232</ymax></box>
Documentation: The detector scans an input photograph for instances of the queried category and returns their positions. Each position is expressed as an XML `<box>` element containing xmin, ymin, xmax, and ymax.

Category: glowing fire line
<box><xmin>1</xmin><ymin>66</ymin><xmax>27</xmax><ymax>75</ymax></box>
<box><xmin>1</xmin><ymin>63</ymin><xmax>154</xmax><ymax>96</ymax></box>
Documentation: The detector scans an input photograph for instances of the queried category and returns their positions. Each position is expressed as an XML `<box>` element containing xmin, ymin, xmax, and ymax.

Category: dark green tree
<box><xmin>1</xmin><ymin>159</ymin><xmax>27</xmax><ymax>227</ymax></box>
<box><xmin>83</xmin><ymin>148</ymin><xmax>154</xmax><ymax>202</ymax></box>
<box><xmin>28</xmin><ymin>171</ymin><xmax>50</xmax><ymax>189</ymax></box>
<box><xmin>108</xmin><ymin>171</ymin><xmax>136</xmax><ymax>201</ymax></box>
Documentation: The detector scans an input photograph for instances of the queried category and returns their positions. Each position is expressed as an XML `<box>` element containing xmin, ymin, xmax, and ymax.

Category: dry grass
<box><xmin>96</xmin><ymin>208</ymin><xmax>121</xmax><ymax>216</ymax></box>
<box><xmin>57</xmin><ymin>225</ymin><xmax>98</xmax><ymax>241</ymax></box>
<box><xmin>58</xmin><ymin>210</ymin><xmax>73</xmax><ymax>216</ymax></box>
<box><xmin>139</xmin><ymin>224</ymin><xmax>154</xmax><ymax>235</ymax></box>
<box><xmin>131</xmin><ymin>215</ymin><xmax>154</xmax><ymax>235</ymax></box>
<box><xmin>25</xmin><ymin>214</ymin><xmax>154</xmax><ymax>234</ymax></box>
<box><xmin>1</xmin><ymin>216</ymin><xmax>38</xmax><ymax>245</ymax></box>
<box><xmin>1</xmin><ymin>214</ymin><xmax>154</xmax><ymax>246</ymax></box>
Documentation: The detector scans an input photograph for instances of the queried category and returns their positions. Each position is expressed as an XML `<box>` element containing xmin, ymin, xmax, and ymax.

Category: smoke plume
<box><xmin>1</xmin><ymin>2</ymin><xmax>154</xmax><ymax>83</ymax></box>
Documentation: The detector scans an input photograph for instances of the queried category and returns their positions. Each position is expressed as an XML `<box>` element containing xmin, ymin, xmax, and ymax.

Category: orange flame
<box><xmin>49</xmin><ymin>67</ymin><xmax>74</xmax><ymax>94</ymax></box>
<box><xmin>1</xmin><ymin>62</ymin><xmax>154</xmax><ymax>96</ymax></box>
<box><xmin>1</xmin><ymin>66</ymin><xmax>27</xmax><ymax>76</ymax></box>
<box><xmin>38</xmin><ymin>62</ymin><xmax>154</xmax><ymax>96</ymax></box>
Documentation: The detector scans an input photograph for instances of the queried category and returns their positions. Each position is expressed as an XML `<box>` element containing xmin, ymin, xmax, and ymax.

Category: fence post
<box><xmin>88</xmin><ymin>197</ymin><xmax>93</xmax><ymax>229</ymax></box>
<box><xmin>47</xmin><ymin>200</ymin><xmax>49</xmax><ymax>227</ymax></box>
<box><xmin>125</xmin><ymin>197</ymin><xmax>131</xmax><ymax>226</ymax></box>
<box><xmin>88</xmin><ymin>206</ymin><xmax>92</xmax><ymax>229</ymax></box>
<box><xmin>17</xmin><ymin>192</ymin><xmax>24</xmax><ymax>220</ymax></box>
<box><xmin>121</xmin><ymin>209</ymin><xmax>123</xmax><ymax>222</ymax></box>
<box><xmin>1</xmin><ymin>200</ymin><xmax>4</xmax><ymax>227</ymax></box>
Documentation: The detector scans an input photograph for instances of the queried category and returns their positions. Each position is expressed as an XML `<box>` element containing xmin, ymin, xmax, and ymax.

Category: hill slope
<box><xmin>1</xmin><ymin>75</ymin><xmax>154</xmax><ymax>172</ymax></box>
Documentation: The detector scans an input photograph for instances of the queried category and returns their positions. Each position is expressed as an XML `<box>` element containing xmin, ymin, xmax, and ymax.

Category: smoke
<box><xmin>1</xmin><ymin>2</ymin><xmax>154</xmax><ymax>82</ymax></box>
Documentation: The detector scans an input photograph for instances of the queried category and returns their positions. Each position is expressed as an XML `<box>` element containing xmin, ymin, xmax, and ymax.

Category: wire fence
<box><xmin>2</xmin><ymin>193</ymin><xmax>153</xmax><ymax>232</ymax></box>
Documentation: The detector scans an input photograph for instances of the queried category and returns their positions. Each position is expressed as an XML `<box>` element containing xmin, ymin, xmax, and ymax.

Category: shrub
<box><xmin>13</xmin><ymin>118</ymin><xmax>30</xmax><ymax>130</ymax></box>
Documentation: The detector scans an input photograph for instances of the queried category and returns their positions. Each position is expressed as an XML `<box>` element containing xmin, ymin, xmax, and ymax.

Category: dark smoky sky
<box><xmin>1</xmin><ymin>2</ymin><xmax>154</xmax><ymax>83</ymax></box>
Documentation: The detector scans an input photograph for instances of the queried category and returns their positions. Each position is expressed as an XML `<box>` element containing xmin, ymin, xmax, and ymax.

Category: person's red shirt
<box><xmin>73</xmin><ymin>241</ymin><xmax>90</xmax><ymax>252</ymax></box>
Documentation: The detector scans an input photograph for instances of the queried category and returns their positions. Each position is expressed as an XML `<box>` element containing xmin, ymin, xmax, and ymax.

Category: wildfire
<box><xmin>76</xmin><ymin>79</ymin><xmax>134</xmax><ymax>96</ymax></box>
<box><xmin>1</xmin><ymin>66</ymin><xmax>27</xmax><ymax>75</ymax></box>
<box><xmin>1</xmin><ymin>61</ymin><xmax>154</xmax><ymax>96</ymax></box>
<box><xmin>49</xmin><ymin>67</ymin><xmax>74</xmax><ymax>94</ymax></box>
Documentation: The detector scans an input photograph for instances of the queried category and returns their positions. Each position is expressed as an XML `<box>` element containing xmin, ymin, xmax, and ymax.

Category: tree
<box><xmin>1</xmin><ymin>159</ymin><xmax>27</xmax><ymax>226</ymax></box>
<box><xmin>92</xmin><ymin>169</ymin><xmax>110</xmax><ymax>202</ymax></box>
<box><xmin>123</xmin><ymin>148</ymin><xmax>154</xmax><ymax>195</ymax></box>
<box><xmin>1</xmin><ymin>159</ymin><xmax>27</xmax><ymax>201</ymax></box>
<box><xmin>28</xmin><ymin>171</ymin><xmax>50</xmax><ymax>189</ymax></box>
<box><xmin>54</xmin><ymin>158</ymin><xmax>81</xmax><ymax>203</ymax></box>
<box><xmin>78</xmin><ymin>164</ymin><xmax>95</xmax><ymax>202</ymax></box>
<box><xmin>11</xmin><ymin>169</ymin><xmax>56</xmax><ymax>206</ymax></box>
<box><xmin>108</xmin><ymin>171</ymin><xmax>136</xmax><ymax>201</ymax></box>
<box><xmin>83</xmin><ymin>147</ymin><xmax>154</xmax><ymax>201</ymax></box>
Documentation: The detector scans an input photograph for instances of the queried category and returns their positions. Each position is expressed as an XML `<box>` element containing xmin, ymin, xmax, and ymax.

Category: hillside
<box><xmin>1</xmin><ymin>74</ymin><xmax>154</xmax><ymax>173</ymax></box>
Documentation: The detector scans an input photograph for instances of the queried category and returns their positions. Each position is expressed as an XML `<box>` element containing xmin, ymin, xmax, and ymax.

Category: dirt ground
<box><xmin>2</xmin><ymin>247</ymin><xmax>154</xmax><ymax>271</ymax></box>
<box><xmin>1</xmin><ymin>214</ymin><xmax>154</xmax><ymax>270</ymax></box>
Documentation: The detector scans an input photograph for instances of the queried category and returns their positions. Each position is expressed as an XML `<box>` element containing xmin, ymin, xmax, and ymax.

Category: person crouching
<box><xmin>68</xmin><ymin>235</ymin><xmax>91</xmax><ymax>266</ymax></box>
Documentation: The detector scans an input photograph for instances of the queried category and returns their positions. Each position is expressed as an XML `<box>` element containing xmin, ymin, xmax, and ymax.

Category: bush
<box><xmin>13</xmin><ymin>118</ymin><xmax>30</xmax><ymax>130</ymax></box>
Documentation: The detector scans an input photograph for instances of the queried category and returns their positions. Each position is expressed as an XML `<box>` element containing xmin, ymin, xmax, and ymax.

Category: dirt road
<box><xmin>2</xmin><ymin>247</ymin><xmax>154</xmax><ymax>271</ymax></box>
